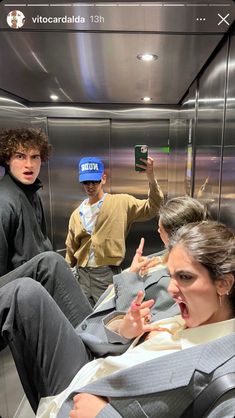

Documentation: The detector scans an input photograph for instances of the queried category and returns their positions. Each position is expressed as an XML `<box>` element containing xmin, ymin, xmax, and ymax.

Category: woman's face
<box><xmin>167</xmin><ymin>244</ymin><xmax>225</xmax><ymax>328</ymax></box>
<box><xmin>158</xmin><ymin>220</ymin><xmax>169</xmax><ymax>246</ymax></box>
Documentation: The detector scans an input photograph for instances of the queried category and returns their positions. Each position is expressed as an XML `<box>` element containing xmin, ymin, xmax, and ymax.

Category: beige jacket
<box><xmin>65</xmin><ymin>179</ymin><xmax>163</xmax><ymax>267</ymax></box>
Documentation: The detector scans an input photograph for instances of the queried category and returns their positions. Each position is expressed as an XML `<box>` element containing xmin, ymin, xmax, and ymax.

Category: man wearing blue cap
<box><xmin>65</xmin><ymin>156</ymin><xmax>163</xmax><ymax>305</ymax></box>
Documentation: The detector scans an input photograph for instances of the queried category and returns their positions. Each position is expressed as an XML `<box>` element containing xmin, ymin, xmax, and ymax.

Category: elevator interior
<box><xmin>0</xmin><ymin>0</ymin><xmax>235</xmax><ymax>417</ymax></box>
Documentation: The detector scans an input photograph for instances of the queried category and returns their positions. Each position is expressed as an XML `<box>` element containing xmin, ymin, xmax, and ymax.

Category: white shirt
<box><xmin>36</xmin><ymin>317</ymin><xmax>235</xmax><ymax>418</ymax></box>
<box><xmin>79</xmin><ymin>194</ymin><xmax>106</xmax><ymax>267</ymax></box>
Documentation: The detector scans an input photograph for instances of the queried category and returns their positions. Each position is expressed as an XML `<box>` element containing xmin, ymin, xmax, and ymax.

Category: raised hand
<box><xmin>129</xmin><ymin>238</ymin><xmax>154</xmax><ymax>274</ymax></box>
<box><xmin>137</xmin><ymin>156</ymin><xmax>155</xmax><ymax>183</ymax></box>
<box><xmin>119</xmin><ymin>290</ymin><xmax>155</xmax><ymax>339</ymax></box>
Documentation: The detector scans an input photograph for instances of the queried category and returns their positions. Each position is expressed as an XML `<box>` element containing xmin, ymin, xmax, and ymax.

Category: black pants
<box><xmin>0</xmin><ymin>278</ymin><xmax>92</xmax><ymax>413</ymax></box>
<box><xmin>0</xmin><ymin>251</ymin><xmax>93</xmax><ymax>327</ymax></box>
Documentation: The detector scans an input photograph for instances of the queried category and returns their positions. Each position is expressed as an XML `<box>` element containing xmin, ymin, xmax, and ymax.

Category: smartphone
<box><xmin>135</xmin><ymin>145</ymin><xmax>148</xmax><ymax>171</ymax></box>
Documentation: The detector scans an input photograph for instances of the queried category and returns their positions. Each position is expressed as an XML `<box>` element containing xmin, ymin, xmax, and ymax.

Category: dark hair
<box><xmin>0</xmin><ymin>128</ymin><xmax>52</xmax><ymax>166</ymax></box>
<box><xmin>169</xmin><ymin>221</ymin><xmax>235</xmax><ymax>313</ymax></box>
<box><xmin>159</xmin><ymin>196</ymin><xmax>205</xmax><ymax>237</ymax></box>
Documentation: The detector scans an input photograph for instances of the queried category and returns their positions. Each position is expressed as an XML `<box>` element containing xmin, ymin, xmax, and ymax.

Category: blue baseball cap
<box><xmin>79</xmin><ymin>157</ymin><xmax>104</xmax><ymax>182</ymax></box>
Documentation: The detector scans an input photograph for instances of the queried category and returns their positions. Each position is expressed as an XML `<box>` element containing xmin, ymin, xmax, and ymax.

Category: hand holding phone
<box><xmin>135</xmin><ymin>145</ymin><xmax>148</xmax><ymax>171</ymax></box>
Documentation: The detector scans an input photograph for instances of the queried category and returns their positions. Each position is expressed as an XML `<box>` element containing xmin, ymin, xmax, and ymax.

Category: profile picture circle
<box><xmin>7</xmin><ymin>10</ymin><xmax>25</xmax><ymax>29</ymax></box>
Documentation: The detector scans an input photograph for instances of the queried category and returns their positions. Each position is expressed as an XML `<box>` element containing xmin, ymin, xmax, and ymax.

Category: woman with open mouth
<box><xmin>0</xmin><ymin>220</ymin><xmax>235</xmax><ymax>418</ymax></box>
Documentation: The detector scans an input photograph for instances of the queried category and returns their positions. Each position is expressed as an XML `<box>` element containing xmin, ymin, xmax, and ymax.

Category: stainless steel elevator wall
<box><xmin>183</xmin><ymin>29</ymin><xmax>235</xmax><ymax>231</ymax></box>
<box><xmin>194</xmin><ymin>39</ymin><xmax>228</xmax><ymax>205</ymax></box>
<box><xmin>47</xmin><ymin>117</ymin><xmax>170</xmax><ymax>266</ymax></box>
<box><xmin>220</xmin><ymin>31</ymin><xmax>235</xmax><ymax>229</ymax></box>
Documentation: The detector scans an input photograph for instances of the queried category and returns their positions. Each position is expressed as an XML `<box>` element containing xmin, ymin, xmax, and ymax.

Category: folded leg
<box><xmin>0</xmin><ymin>251</ymin><xmax>93</xmax><ymax>327</ymax></box>
<box><xmin>0</xmin><ymin>278</ymin><xmax>92</xmax><ymax>413</ymax></box>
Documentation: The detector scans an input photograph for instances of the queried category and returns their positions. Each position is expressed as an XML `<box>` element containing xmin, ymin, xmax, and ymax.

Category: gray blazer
<box><xmin>76</xmin><ymin>267</ymin><xmax>177</xmax><ymax>356</ymax></box>
<box><xmin>58</xmin><ymin>331</ymin><xmax>235</xmax><ymax>418</ymax></box>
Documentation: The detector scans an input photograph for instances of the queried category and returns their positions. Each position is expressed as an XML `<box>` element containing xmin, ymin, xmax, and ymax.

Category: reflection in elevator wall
<box><xmin>167</xmin><ymin>118</ymin><xmax>191</xmax><ymax>198</ymax></box>
<box><xmin>193</xmin><ymin>30</ymin><xmax>235</xmax><ymax>230</ymax></box>
<box><xmin>181</xmin><ymin>29</ymin><xmax>235</xmax><ymax>233</ymax></box>
<box><xmin>194</xmin><ymin>39</ymin><xmax>228</xmax><ymax>205</ymax></box>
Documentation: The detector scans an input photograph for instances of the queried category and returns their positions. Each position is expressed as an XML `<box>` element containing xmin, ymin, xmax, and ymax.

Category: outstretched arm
<box><xmin>127</xmin><ymin>156</ymin><xmax>164</xmax><ymax>222</ymax></box>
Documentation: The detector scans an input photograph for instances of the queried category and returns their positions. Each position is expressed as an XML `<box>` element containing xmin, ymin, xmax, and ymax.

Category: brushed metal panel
<box><xmin>168</xmin><ymin>118</ymin><xmax>191</xmax><ymax>198</ymax></box>
<box><xmin>181</xmin><ymin>82</ymin><xmax>198</xmax><ymax>197</ymax></box>
<box><xmin>0</xmin><ymin>31</ymin><xmax>223</xmax><ymax>104</ymax></box>
<box><xmin>0</xmin><ymin>89</ymin><xmax>29</xmax><ymax>128</ymax></box>
<box><xmin>111</xmin><ymin>119</ymin><xmax>169</xmax><ymax>266</ymax></box>
<box><xmin>47</xmin><ymin>118</ymin><xmax>110</xmax><ymax>251</ymax></box>
<box><xmin>194</xmin><ymin>40</ymin><xmax>228</xmax><ymax>202</ymax></box>
<box><xmin>220</xmin><ymin>32</ymin><xmax>235</xmax><ymax>229</ymax></box>
<box><xmin>30</xmin><ymin>105</ymin><xmax>179</xmax><ymax>120</ymax></box>
<box><xmin>111</xmin><ymin>119</ymin><xmax>169</xmax><ymax>194</ymax></box>
<box><xmin>181</xmin><ymin>81</ymin><xmax>197</xmax><ymax>121</ymax></box>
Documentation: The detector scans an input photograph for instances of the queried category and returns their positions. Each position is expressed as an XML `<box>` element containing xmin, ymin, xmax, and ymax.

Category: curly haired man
<box><xmin>0</xmin><ymin>128</ymin><xmax>53</xmax><ymax>276</ymax></box>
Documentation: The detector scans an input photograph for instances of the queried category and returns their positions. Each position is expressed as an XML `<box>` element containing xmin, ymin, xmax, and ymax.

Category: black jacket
<box><xmin>0</xmin><ymin>173</ymin><xmax>53</xmax><ymax>276</ymax></box>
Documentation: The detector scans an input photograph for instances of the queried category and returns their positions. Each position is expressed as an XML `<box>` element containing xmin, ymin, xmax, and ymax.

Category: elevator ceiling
<box><xmin>0</xmin><ymin>0</ymin><xmax>234</xmax><ymax>105</ymax></box>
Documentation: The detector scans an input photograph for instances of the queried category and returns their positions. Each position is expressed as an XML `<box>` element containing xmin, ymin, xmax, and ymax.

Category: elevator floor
<box><xmin>0</xmin><ymin>347</ymin><xmax>35</xmax><ymax>418</ymax></box>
